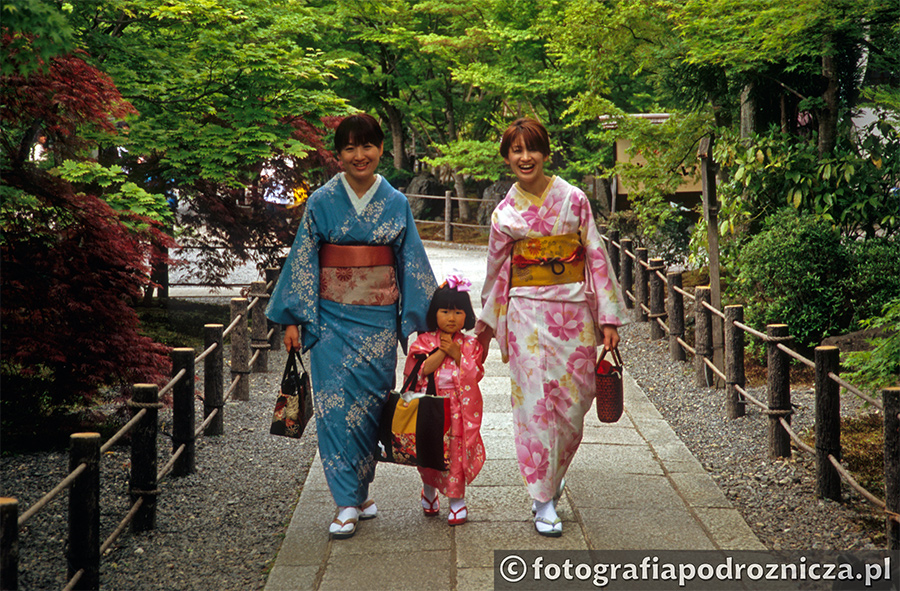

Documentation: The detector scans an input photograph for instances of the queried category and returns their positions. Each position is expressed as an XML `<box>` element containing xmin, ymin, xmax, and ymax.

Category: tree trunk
<box><xmin>453</xmin><ymin>172</ymin><xmax>469</xmax><ymax>222</ymax></box>
<box><xmin>818</xmin><ymin>49</ymin><xmax>839</xmax><ymax>156</ymax></box>
<box><xmin>740</xmin><ymin>84</ymin><xmax>755</xmax><ymax>138</ymax></box>
<box><xmin>384</xmin><ymin>103</ymin><xmax>410</xmax><ymax>171</ymax></box>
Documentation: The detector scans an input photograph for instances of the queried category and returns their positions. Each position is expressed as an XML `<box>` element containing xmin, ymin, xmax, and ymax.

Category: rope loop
<box><xmin>127</xmin><ymin>400</ymin><xmax>164</xmax><ymax>410</ymax></box>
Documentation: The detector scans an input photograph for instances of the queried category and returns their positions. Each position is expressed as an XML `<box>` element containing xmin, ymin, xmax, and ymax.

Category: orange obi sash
<box><xmin>510</xmin><ymin>233</ymin><xmax>585</xmax><ymax>287</ymax></box>
<box><xmin>319</xmin><ymin>244</ymin><xmax>399</xmax><ymax>305</ymax></box>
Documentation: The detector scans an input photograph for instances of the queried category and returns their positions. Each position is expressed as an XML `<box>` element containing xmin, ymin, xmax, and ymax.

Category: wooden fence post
<box><xmin>724</xmin><ymin>305</ymin><xmax>746</xmax><ymax>419</ymax></box>
<box><xmin>884</xmin><ymin>387</ymin><xmax>900</xmax><ymax>550</ymax></box>
<box><xmin>1</xmin><ymin>497</ymin><xmax>18</xmax><ymax>591</ymax></box>
<box><xmin>230</xmin><ymin>298</ymin><xmax>251</xmax><ymax>401</ymax></box>
<box><xmin>620</xmin><ymin>238</ymin><xmax>633</xmax><ymax>310</ymax></box>
<box><xmin>265</xmin><ymin>267</ymin><xmax>281</xmax><ymax>352</ymax></box>
<box><xmin>634</xmin><ymin>248</ymin><xmax>648</xmax><ymax>322</ymax></box>
<box><xmin>608</xmin><ymin>229</ymin><xmax>620</xmax><ymax>280</ymax></box>
<box><xmin>694</xmin><ymin>286</ymin><xmax>713</xmax><ymax>387</ymax></box>
<box><xmin>172</xmin><ymin>348</ymin><xmax>196</xmax><ymax>476</ymax></box>
<box><xmin>250</xmin><ymin>281</ymin><xmax>270</xmax><ymax>373</ymax></box>
<box><xmin>648</xmin><ymin>258</ymin><xmax>666</xmax><ymax>341</ymax></box>
<box><xmin>767</xmin><ymin>324</ymin><xmax>792</xmax><ymax>459</ymax></box>
<box><xmin>668</xmin><ymin>271</ymin><xmax>685</xmax><ymax>362</ymax></box>
<box><xmin>130</xmin><ymin>384</ymin><xmax>159</xmax><ymax>532</ymax></box>
<box><xmin>68</xmin><ymin>433</ymin><xmax>100</xmax><ymax>590</ymax></box>
<box><xmin>204</xmin><ymin>324</ymin><xmax>225</xmax><ymax>436</ymax></box>
<box><xmin>815</xmin><ymin>346</ymin><xmax>841</xmax><ymax>500</ymax></box>
<box><xmin>444</xmin><ymin>190</ymin><xmax>453</xmax><ymax>242</ymax></box>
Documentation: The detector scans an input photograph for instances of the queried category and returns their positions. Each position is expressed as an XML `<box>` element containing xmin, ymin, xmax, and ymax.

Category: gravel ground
<box><xmin>1</xmin><ymin>315</ymin><xmax>887</xmax><ymax>590</ymax></box>
<box><xmin>619</xmin><ymin>321</ymin><xmax>885</xmax><ymax>553</ymax></box>
<box><xmin>2</xmin><ymin>345</ymin><xmax>315</xmax><ymax>591</ymax></box>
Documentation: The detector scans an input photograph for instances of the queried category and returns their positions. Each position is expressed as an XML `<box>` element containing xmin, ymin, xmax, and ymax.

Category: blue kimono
<box><xmin>266</xmin><ymin>173</ymin><xmax>436</xmax><ymax>506</ymax></box>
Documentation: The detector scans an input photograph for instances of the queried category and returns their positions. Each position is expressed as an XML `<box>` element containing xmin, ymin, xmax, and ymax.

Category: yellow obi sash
<box><xmin>510</xmin><ymin>233</ymin><xmax>585</xmax><ymax>287</ymax></box>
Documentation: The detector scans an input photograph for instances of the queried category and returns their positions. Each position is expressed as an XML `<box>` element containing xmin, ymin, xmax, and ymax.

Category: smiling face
<box><xmin>338</xmin><ymin>139</ymin><xmax>383</xmax><ymax>192</ymax></box>
<box><xmin>503</xmin><ymin>136</ymin><xmax>550</xmax><ymax>193</ymax></box>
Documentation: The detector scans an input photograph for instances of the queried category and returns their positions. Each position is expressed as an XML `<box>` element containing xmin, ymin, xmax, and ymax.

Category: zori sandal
<box><xmin>329</xmin><ymin>506</ymin><xmax>359</xmax><ymax>540</ymax></box>
<box><xmin>421</xmin><ymin>489</ymin><xmax>440</xmax><ymax>516</ymax></box>
<box><xmin>448</xmin><ymin>500</ymin><xmax>467</xmax><ymax>526</ymax></box>
<box><xmin>358</xmin><ymin>498</ymin><xmax>377</xmax><ymax>520</ymax></box>
<box><xmin>534</xmin><ymin>514</ymin><xmax>562</xmax><ymax>538</ymax></box>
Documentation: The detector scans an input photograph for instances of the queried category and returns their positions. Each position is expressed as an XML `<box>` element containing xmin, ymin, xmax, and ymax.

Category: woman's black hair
<box><xmin>426</xmin><ymin>284</ymin><xmax>476</xmax><ymax>332</ymax></box>
<box><xmin>333</xmin><ymin>113</ymin><xmax>385</xmax><ymax>152</ymax></box>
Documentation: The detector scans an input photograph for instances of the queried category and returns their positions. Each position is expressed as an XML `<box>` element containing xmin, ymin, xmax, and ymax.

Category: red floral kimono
<box><xmin>404</xmin><ymin>331</ymin><xmax>485</xmax><ymax>497</ymax></box>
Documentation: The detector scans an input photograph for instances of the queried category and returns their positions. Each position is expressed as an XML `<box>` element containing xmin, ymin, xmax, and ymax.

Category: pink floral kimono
<box><xmin>476</xmin><ymin>176</ymin><xmax>627</xmax><ymax>502</ymax></box>
<box><xmin>404</xmin><ymin>331</ymin><xmax>485</xmax><ymax>498</ymax></box>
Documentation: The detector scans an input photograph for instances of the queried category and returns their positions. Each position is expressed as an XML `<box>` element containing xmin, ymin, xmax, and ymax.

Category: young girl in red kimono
<box><xmin>403</xmin><ymin>276</ymin><xmax>485</xmax><ymax>526</ymax></box>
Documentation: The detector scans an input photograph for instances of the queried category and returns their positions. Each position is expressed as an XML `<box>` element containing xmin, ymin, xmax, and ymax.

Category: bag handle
<box><xmin>282</xmin><ymin>350</ymin><xmax>308</xmax><ymax>383</ymax></box>
<box><xmin>282</xmin><ymin>349</ymin><xmax>298</xmax><ymax>382</ymax></box>
<box><xmin>598</xmin><ymin>346</ymin><xmax>623</xmax><ymax>368</ymax></box>
<box><xmin>402</xmin><ymin>347</ymin><xmax>439</xmax><ymax>395</ymax></box>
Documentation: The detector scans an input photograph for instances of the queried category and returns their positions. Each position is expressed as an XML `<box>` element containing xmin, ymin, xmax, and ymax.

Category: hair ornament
<box><xmin>444</xmin><ymin>275</ymin><xmax>471</xmax><ymax>292</ymax></box>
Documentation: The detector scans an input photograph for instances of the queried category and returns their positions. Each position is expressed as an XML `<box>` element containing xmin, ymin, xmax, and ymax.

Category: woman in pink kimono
<box><xmin>405</xmin><ymin>277</ymin><xmax>485</xmax><ymax>526</ymax></box>
<box><xmin>475</xmin><ymin>118</ymin><xmax>626</xmax><ymax>537</ymax></box>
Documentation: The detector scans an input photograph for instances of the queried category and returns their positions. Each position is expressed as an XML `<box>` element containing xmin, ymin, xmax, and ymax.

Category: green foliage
<box><xmin>1</xmin><ymin>0</ymin><xmax>76</xmax><ymax>75</ymax></box>
<box><xmin>73</xmin><ymin>0</ymin><xmax>351</xmax><ymax>189</ymax></box>
<box><xmin>54</xmin><ymin>160</ymin><xmax>172</xmax><ymax>227</ymax></box>
<box><xmin>844</xmin><ymin>298</ymin><xmax>900</xmax><ymax>391</ymax></box>
<box><xmin>730</xmin><ymin>208</ymin><xmax>852</xmax><ymax>350</ymax></box>
<box><xmin>600</xmin><ymin>111</ymin><xmax>711</xmax><ymax>264</ymax></box>
<box><xmin>716</xmin><ymin>120</ymin><xmax>900</xmax><ymax>238</ymax></box>
<box><xmin>424</xmin><ymin>139</ymin><xmax>508</xmax><ymax>182</ymax></box>
<box><xmin>847</xmin><ymin>236</ymin><xmax>900</xmax><ymax>326</ymax></box>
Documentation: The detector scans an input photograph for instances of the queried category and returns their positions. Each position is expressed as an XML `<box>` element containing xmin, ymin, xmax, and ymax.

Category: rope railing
<box><xmin>223</xmin><ymin>314</ymin><xmax>242</xmax><ymax>337</ymax></box>
<box><xmin>702</xmin><ymin>356</ymin><xmax>727</xmax><ymax>383</ymax></box>
<box><xmin>735</xmin><ymin>384</ymin><xmax>768</xmax><ymax>412</ymax></box>
<box><xmin>829</xmin><ymin>371</ymin><xmax>883</xmax><ymax>410</ymax></box>
<box><xmin>676</xmin><ymin>337</ymin><xmax>696</xmax><ymax>356</ymax></box>
<box><xmin>100</xmin><ymin>497</ymin><xmax>144</xmax><ymax>555</ymax></box>
<box><xmin>16</xmin><ymin>464</ymin><xmax>87</xmax><ymax>527</ymax></box>
<box><xmin>777</xmin><ymin>343</ymin><xmax>816</xmax><ymax>369</ymax></box>
<box><xmin>100</xmin><ymin>409</ymin><xmax>147</xmax><ymax>453</ymax></box>
<box><xmin>599</xmin><ymin>230</ymin><xmax>898</xmax><ymax>548</ymax></box>
<box><xmin>157</xmin><ymin>367</ymin><xmax>187</xmax><ymax>398</ymax></box>
<box><xmin>224</xmin><ymin>373</ymin><xmax>243</xmax><ymax>399</ymax></box>
<box><xmin>194</xmin><ymin>341</ymin><xmax>218</xmax><ymax>363</ymax></box>
<box><xmin>777</xmin><ymin>417</ymin><xmax>815</xmax><ymax>455</ymax></box>
<box><xmin>2</xmin><ymin>270</ymin><xmax>284</xmax><ymax>589</ymax></box>
<box><xmin>829</xmin><ymin>455</ymin><xmax>888</xmax><ymax>511</ymax></box>
<box><xmin>62</xmin><ymin>570</ymin><xmax>84</xmax><ymax>591</ymax></box>
<box><xmin>405</xmin><ymin>190</ymin><xmax>491</xmax><ymax>242</ymax></box>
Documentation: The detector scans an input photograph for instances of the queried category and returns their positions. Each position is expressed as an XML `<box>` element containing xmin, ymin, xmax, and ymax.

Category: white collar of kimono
<box><xmin>341</xmin><ymin>173</ymin><xmax>382</xmax><ymax>215</ymax></box>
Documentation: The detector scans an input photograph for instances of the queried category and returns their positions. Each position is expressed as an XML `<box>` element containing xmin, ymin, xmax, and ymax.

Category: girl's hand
<box><xmin>284</xmin><ymin>325</ymin><xmax>300</xmax><ymax>352</ymax></box>
<box><xmin>600</xmin><ymin>324</ymin><xmax>620</xmax><ymax>351</ymax></box>
<box><xmin>439</xmin><ymin>332</ymin><xmax>461</xmax><ymax>365</ymax></box>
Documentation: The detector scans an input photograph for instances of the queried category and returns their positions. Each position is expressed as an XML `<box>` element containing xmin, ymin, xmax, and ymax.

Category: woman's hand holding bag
<box><xmin>595</xmin><ymin>346</ymin><xmax>624</xmax><ymax>423</ymax></box>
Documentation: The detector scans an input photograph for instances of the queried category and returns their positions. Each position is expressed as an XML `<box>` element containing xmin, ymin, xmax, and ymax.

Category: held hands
<box><xmin>475</xmin><ymin>327</ymin><xmax>493</xmax><ymax>363</ymax></box>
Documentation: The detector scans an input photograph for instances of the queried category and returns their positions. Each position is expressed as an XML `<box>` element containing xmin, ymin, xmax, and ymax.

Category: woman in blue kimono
<box><xmin>266</xmin><ymin>114</ymin><xmax>436</xmax><ymax>539</ymax></box>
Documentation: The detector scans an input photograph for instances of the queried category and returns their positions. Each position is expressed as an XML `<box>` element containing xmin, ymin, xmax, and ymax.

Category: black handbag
<box><xmin>376</xmin><ymin>350</ymin><xmax>451</xmax><ymax>471</ymax></box>
<box><xmin>269</xmin><ymin>350</ymin><xmax>314</xmax><ymax>438</ymax></box>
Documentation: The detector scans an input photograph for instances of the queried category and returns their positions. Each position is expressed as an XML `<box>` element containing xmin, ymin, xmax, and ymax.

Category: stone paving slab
<box><xmin>263</xmin><ymin>244</ymin><xmax>766</xmax><ymax>591</ymax></box>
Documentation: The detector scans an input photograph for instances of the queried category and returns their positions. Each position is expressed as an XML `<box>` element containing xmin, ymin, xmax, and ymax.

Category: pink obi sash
<box><xmin>319</xmin><ymin>244</ymin><xmax>399</xmax><ymax>306</ymax></box>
